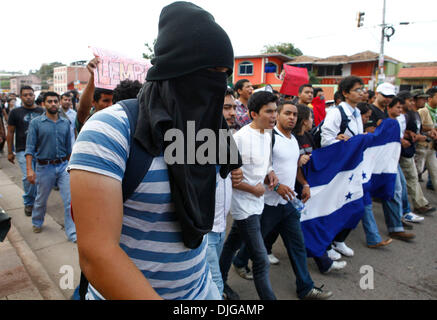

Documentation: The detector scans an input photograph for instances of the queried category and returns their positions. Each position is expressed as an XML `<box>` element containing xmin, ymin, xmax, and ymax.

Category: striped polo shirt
<box><xmin>68</xmin><ymin>104</ymin><xmax>210</xmax><ymax>300</ymax></box>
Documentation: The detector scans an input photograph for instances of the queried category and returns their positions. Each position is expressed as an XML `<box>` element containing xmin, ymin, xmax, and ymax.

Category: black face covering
<box><xmin>135</xmin><ymin>69</ymin><xmax>242</xmax><ymax>249</ymax></box>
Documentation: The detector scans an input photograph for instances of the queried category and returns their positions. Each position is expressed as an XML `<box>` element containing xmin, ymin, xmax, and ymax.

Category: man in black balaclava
<box><xmin>69</xmin><ymin>1</ymin><xmax>242</xmax><ymax>300</ymax></box>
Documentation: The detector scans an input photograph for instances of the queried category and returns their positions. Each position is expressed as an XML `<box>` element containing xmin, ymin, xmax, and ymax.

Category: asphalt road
<box><xmin>1</xmin><ymin>151</ymin><xmax>436</xmax><ymax>300</ymax></box>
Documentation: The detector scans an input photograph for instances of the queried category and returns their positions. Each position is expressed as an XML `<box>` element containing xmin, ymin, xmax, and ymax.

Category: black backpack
<box><xmin>78</xmin><ymin>98</ymin><xmax>154</xmax><ymax>300</ymax></box>
<box><xmin>310</xmin><ymin>105</ymin><xmax>352</xmax><ymax>149</ymax></box>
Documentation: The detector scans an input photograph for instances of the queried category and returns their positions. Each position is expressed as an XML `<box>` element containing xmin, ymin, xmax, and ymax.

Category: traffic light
<box><xmin>357</xmin><ymin>12</ymin><xmax>365</xmax><ymax>28</ymax></box>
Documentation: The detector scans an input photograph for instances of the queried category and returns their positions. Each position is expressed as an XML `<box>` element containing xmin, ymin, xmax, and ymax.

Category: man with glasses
<box><xmin>319</xmin><ymin>76</ymin><xmax>364</xmax><ymax>259</ymax></box>
<box><xmin>321</xmin><ymin>76</ymin><xmax>364</xmax><ymax>147</ymax></box>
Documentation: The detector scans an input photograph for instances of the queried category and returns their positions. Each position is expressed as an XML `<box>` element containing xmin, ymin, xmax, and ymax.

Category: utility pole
<box><xmin>378</xmin><ymin>0</ymin><xmax>387</xmax><ymax>84</ymax></box>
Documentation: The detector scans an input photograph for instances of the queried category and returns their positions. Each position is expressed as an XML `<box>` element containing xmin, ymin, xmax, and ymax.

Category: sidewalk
<box><xmin>0</xmin><ymin>168</ymin><xmax>79</xmax><ymax>300</ymax></box>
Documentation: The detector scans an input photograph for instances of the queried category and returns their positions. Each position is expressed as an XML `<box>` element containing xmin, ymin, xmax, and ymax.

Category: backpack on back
<box><xmin>310</xmin><ymin>105</ymin><xmax>351</xmax><ymax>149</ymax></box>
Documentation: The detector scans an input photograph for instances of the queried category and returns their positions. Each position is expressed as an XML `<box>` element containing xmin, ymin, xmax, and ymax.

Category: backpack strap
<box><xmin>119</xmin><ymin>99</ymin><xmax>154</xmax><ymax>202</ymax></box>
<box><xmin>337</xmin><ymin>105</ymin><xmax>355</xmax><ymax>136</ymax></box>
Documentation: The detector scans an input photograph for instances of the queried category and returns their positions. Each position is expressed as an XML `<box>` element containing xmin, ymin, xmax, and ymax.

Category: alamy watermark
<box><xmin>163</xmin><ymin>121</ymin><xmax>272</xmax><ymax>168</ymax></box>
<box><xmin>359</xmin><ymin>265</ymin><xmax>374</xmax><ymax>290</ymax></box>
<box><xmin>59</xmin><ymin>265</ymin><xmax>74</xmax><ymax>290</ymax></box>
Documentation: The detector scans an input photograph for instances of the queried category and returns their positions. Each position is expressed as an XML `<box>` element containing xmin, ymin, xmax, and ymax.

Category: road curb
<box><xmin>7</xmin><ymin>223</ymin><xmax>65</xmax><ymax>300</ymax></box>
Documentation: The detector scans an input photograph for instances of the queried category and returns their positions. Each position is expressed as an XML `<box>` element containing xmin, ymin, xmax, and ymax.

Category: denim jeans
<box><xmin>202</xmin><ymin>271</ymin><xmax>222</xmax><ymax>300</ymax></box>
<box><xmin>399</xmin><ymin>167</ymin><xmax>411</xmax><ymax>214</ymax></box>
<box><xmin>225</xmin><ymin>204</ymin><xmax>314</xmax><ymax>299</ymax></box>
<box><xmin>260</xmin><ymin>203</ymin><xmax>314</xmax><ymax>299</ymax></box>
<box><xmin>32</xmin><ymin>161</ymin><xmax>76</xmax><ymax>241</ymax></box>
<box><xmin>264</xmin><ymin>227</ymin><xmax>280</xmax><ymax>255</ymax></box>
<box><xmin>361</xmin><ymin>204</ymin><xmax>382</xmax><ymax>246</ymax></box>
<box><xmin>206</xmin><ymin>231</ymin><xmax>226</xmax><ymax>296</ymax></box>
<box><xmin>219</xmin><ymin>214</ymin><xmax>276</xmax><ymax>300</ymax></box>
<box><xmin>313</xmin><ymin>252</ymin><xmax>334</xmax><ymax>273</ymax></box>
<box><xmin>381</xmin><ymin>165</ymin><xmax>404</xmax><ymax>233</ymax></box>
<box><xmin>16</xmin><ymin>151</ymin><xmax>37</xmax><ymax>206</ymax></box>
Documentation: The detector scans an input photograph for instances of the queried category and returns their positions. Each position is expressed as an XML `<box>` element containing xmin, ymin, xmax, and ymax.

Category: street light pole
<box><xmin>378</xmin><ymin>0</ymin><xmax>387</xmax><ymax>84</ymax></box>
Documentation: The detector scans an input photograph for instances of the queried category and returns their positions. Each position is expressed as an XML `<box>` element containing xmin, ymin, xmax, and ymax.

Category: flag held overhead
<box><xmin>280</xmin><ymin>65</ymin><xmax>309</xmax><ymax>96</ymax></box>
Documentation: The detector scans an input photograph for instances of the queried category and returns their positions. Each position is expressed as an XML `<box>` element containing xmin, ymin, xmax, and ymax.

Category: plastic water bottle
<box><xmin>290</xmin><ymin>197</ymin><xmax>308</xmax><ymax>216</ymax></box>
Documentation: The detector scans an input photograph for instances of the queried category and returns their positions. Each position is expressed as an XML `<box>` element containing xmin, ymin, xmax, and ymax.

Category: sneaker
<box><xmin>389</xmin><ymin>231</ymin><xmax>415</xmax><ymax>242</ymax></box>
<box><xmin>223</xmin><ymin>284</ymin><xmax>240</xmax><ymax>300</ymax></box>
<box><xmin>414</xmin><ymin>205</ymin><xmax>436</xmax><ymax>216</ymax></box>
<box><xmin>24</xmin><ymin>205</ymin><xmax>33</xmax><ymax>217</ymax></box>
<box><xmin>333</xmin><ymin>241</ymin><xmax>354</xmax><ymax>257</ymax></box>
<box><xmin>233</xmin><ymin>265</ymin><xmax>253</xmax><ymax>280</ymax></box>
<box><xmin>327</xmin><ymin>248</ymin><xmax>341</xmax><ymax>261</ymax></box>
<box><xmin>303</xmin><ymin>285</ymin><xmax>333</xmax><ymax>300</ymax></box>
<box><xmin>403</xmin><ymin>212</ymin><xmax>424</xmax><ymax>223</ymax></box>
<box><xmin>32</xmin><ymin>225</ymin><xmax>42</xmax><ymax>233</ymax></box>
<box><xmin>367</xmin><ymin>238</ymin><xmax>393</xmax><ymax>248</ymax></box>
<box><xmin>323</xmin><ymin>260</ymin><xmax>347</xmax><ymax>274</ymax></box>
<box><xmin>268</xmin><ymin>253</ymin><xmax>280</xmax><ymax>265</ymax></box>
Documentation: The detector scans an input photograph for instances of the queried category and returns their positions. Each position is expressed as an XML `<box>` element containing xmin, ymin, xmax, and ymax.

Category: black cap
<box><xmin>146</xmin><ymin>1</ymin><xmax>234</xmax><ymax>81</ymax></box>
<box><xmin>397</xmin><ymin>90</ymin><xmax>412</xmax><ymax>100</ymax></box>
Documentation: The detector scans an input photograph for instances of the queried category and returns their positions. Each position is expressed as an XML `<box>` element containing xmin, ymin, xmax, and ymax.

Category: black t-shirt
<box><xmin>366</xmin><ymin>104</ymin><xmax>387</xmax><ymax>129</ymax></box>
<box><xmin>405</xmin><ymin>110</ymin><xmax>421</xmax><ymax>134</ymax></box>
<box><xmin>7</xmin><ymin>106</ymin><xmax>44</xmax><ymax>152</ymax></box>
<box><xmin>294</xmin><ymin>131</ymin><xmax>317</xmax><ymax>197</ymax></box>
<box><xmin>295</xmin><ymin>131</ymin><xmax>316</xmax><ymax>155</ymax></box>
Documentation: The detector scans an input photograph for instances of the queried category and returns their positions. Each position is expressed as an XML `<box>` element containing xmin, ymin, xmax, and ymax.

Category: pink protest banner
<box><xmin>279</xmin><ymin>64</ymin><xmax>309</xmax><ymax>96</ymax></box>
<box><xmin>90</xmin><ymin>46</ymin><xmax>152</xmax><ymax>90</ymax></box>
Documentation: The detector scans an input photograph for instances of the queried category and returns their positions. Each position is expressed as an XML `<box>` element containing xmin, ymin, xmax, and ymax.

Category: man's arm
<box><xmin>233</xmin><ymin>181</ymin><xmax>265</xmax><ymax>198</ymax></box>
<box><xmin>24</xmin><ymin>120</ymin><xmax>38</xmax><ymax>183</ymax></box>
<box><xmin>70</xmin><ymin>170</ymin><xmax>162</xmax><ymax>300</ymax></box>
<box><xmin>297</xmin><ymin>167</ymin><xmax>311</xmax><ymax>203</ymax></box>
<box><xmin>320</xmin><ymin>108</ymin><xmax>344</xmax><ymax>147</ymax></box>
<box><xmin>25</xmin><ymin>154</ymin><xmax>36</xmax><ymax>184</ymax></box>
<box><xmin>77</xmin><ymin>57</ymin><xmax>100</xmax><ymax>124</ymax></box>
<box><xmin>6</xmin><ymin>125</ymin><xmax>15</xmax><ymax>163</ymax></box>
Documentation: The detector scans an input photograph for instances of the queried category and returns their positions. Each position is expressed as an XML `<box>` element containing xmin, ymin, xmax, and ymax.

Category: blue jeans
<box><xmin>203</xmin><ymin>272</ymin><xmax>222</xmax><ymax>300</ymax></box>
<box><xmin>226</xmin><ymin>204</ymin><xmax>314</xmax><ymax>299</ymax></box>
<box><xmin>313</xmin><ymin>252</ymin><xmax>334</xmax><ymax>273</ymax></box>
<box><xmin>381</xmin><ymin>165</ymin><xmax>404</xmax><ymax>233</ymax></box>
<box><xmin>32</xmin><ymin>161</ymin><xmax>76</xmax><ymax>241</ymax></box>
<box><xmin>206</xmin><ymin>231</ymin><xmax>226</xmax><ymax>296</ymax></box>
<box><xmin>16</xmin><ymin>151</ymin><xmax>37</xmax><ymax>206</ymax></box>
<box><xmin>260</xmin><ymin>203</ymin><xmax>314</xmax><ymax>299</ymax></box>
<box><xmin>219</xmin><ymin>214</ymin><xmax>275</xmax><ymax>300</ymax></box>
<box><xmin>399</xmin><ymin>167</ymin><xmax>411</xmax><ymax>214</ymax></box>
<box><xmin>361</xmin><ymin>204</ymin><xmax>383</xmax><ymax>246</ymax></box>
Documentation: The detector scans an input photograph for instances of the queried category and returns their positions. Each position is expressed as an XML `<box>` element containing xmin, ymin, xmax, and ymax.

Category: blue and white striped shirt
<box><xmin>68</xmin><ymin>104</ymin><xmax>210</xmax><ymax>300</ymax></box>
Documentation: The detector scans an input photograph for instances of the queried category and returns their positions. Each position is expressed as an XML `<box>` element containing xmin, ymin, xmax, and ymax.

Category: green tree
<box><xmin>262</xmin><ymin>42</ymin><xmax>303</xmax><ymax>57</ymax></box>
<box><xmin>143</xmin><ymin>39</ymin><xmax>157</xmax><ymax>60</ymax></box>
<box><xmin>34</xmin><ymin>62</ymin><xmax>65</xmax><ymax>89</ymax></box>
<box><xmin>308</xmin><ymin>71</ymin><xmax>320</xmax><ymax>84</ymax></box>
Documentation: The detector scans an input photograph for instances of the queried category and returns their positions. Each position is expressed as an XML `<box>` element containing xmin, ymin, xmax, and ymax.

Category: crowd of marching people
<box><xmin>1</xmin><ymin>1</ymin><xmax>436</xmax><ymax>301</ymax></box>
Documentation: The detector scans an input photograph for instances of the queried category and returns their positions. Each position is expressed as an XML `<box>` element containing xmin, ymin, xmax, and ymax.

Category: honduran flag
<box><xmin>300</xmin><ymin>119</ymin><xmax>401</xmax><ymax>257</ymax></box>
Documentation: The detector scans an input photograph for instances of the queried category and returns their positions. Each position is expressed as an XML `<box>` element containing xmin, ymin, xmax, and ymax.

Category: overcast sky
<box><xmin>2</xmin><ymin>0</ymin><xmax>436</xmax><ymax>73</ymax></box>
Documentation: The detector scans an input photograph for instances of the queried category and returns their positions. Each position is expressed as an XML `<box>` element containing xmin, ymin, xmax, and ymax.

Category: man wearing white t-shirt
<box><xmin>219</xmin><ymin>91</ymin><xmax>279</xmax><ymax>300</ymax></box>
<box><xmin>261</xmin><ymin>101</ymin><xmax>333</xmax><ymax>300</ymax></box>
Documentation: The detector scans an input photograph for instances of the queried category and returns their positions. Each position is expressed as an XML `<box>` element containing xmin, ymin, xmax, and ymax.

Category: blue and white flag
<box><xmin>300</xmin><ymin>119</ymin><xmax>401</xmax><ymax>257</ymax></box>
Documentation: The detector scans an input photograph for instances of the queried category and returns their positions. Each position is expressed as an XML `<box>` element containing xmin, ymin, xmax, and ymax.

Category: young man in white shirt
<box><xmin>321</xmin><ymin>76</ymin><xmax>364</xmax><ymax>147</ymax></box>
<box><xmin>320</xmin><ymin>76</ymin><xmax>365</xmax><ymax>258</ymax></box>
<box><xmin>219</xmin><ymin>91</ymin><xmax>279</xmax><ymax>300</ymax></box>
<box><xmin>206</xmin><ymin>88</ymin><xmax>242</xmax><ymax>300</ymax></box>
<box><xmin>260</xmin><ymin>100</ymin><xmax>333</xmax><ymax>299</ymax></box>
